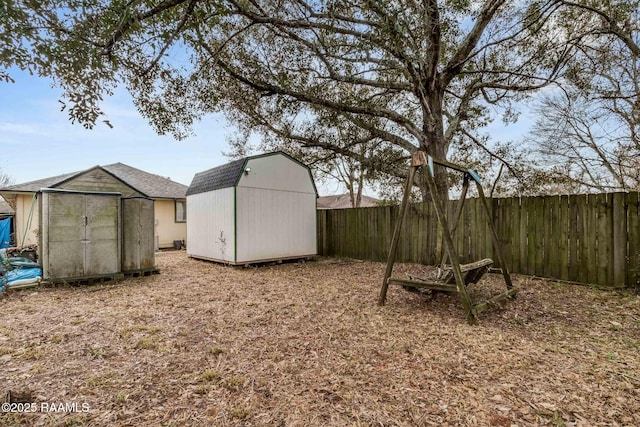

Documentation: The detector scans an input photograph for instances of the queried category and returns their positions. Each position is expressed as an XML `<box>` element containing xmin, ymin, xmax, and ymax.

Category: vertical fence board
<box><xmin>548</xmin><ymin>196</ymin><xmax>560</xmax><ymax>279</ymax></box>
<box><xmin>576</xmin><ymin>195</ymin><xmax>589</xmax><ymax>283</ymax></box>
<box><xmin>519</xmin><ymin>197</ymin><xmax>530</xmax><ymax>275</ymax></box>
<box><xmin>584</xmin><ymin>194</ymin><xmax>608</xmax><ymax>283</ymax></box>
<box><xmin>476</xmin><ymin>197</ymin><xmax>485</xmax><ymax>262</ymax></box>
<box><xmin>380</xmin><ymin>206</ymin><xmax>390</xmax><ymax>261</ymax></box>
<box><xmin>543</xmin><ymin>196</ymin><xmax>554</xmax><ymax>278</ymax></box>
<box><xmin>499</xmin><ymin>198</ymin><xmax>513</xmax><ymax>271</ymax></box>
<box><xmin>318</xmin><ymin>209</ymin><xmax>326</xmax><ymax>255</ymax></box>
<box><xmin>453</xmin><ymin>200</ymin><xmax>463</xmax><ymax>263</ymax></box>
<box><xmin>559</xmin><ymin>195</ymin><xmax>569</xmax><ymax>281</ymax></box>
<box><xmin>568</xmin><ymin>195</ymin><xmax>579</xmax><ymax>281</ymax></box>
<box><xmin>511</xmin><ymin>197</ymin><xmax>521</xmax><ymax>273</ymax></box>
<box><xmin>596</xmin><ymin>193</ymin><xmax>611</xmax><ymax>286</ymax></box>
<box><xmin>534</xmin><ymin>197</ymin><xmax>545</xmax><ymax>276</ymax></box>
<box><xmin>627</xmin><ymin>193</ymin><xmax>639</xmax><ymax>288</ymax></box>
<box><xmin>485</xmin><ymin>199</ymin><xmax>496</xmax><ymax>260</ymax></box>
<box><xmin>611</xmin><ymin>193</ymin><xmax>627</xmax><ymax>288</ymax></box>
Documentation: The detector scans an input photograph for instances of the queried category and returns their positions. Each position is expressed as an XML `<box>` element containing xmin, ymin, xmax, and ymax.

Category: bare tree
<box><xmin>0</xmin><ymin>169</ymin><xmax>13</xmax><ymax>188</ymax></box>
<box><xmin>529</xmin><ymin>1</ymin><xmax>640</xmax><ymax>192</ymax></box>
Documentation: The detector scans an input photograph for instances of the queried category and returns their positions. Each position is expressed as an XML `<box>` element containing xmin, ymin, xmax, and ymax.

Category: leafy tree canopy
<box><xmin>1</xmin><ymin>0</ymin><xmax>637</xmax><ymax>197</ymax></box>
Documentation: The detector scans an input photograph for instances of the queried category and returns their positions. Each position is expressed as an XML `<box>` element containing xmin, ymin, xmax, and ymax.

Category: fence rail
<box><xmin>317</xmin><ymin>192</ymin><xmax>640</xmax><ymax>288</ymax></box>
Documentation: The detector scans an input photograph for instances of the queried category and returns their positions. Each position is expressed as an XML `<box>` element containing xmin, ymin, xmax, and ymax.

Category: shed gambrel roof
<box><xmin>0</xmin><ymin>163</ymin><xmax>187</xmax><ymax>199</ymax></box>
<box><xmin>186</xmin><ymin>152</ymin><xmax>317</xmax><ymax>197</ymax></box>
<box><xmin>186</xmin><ymin>158</ymin><xmax>246</xmax><ymax>196</ymax></box>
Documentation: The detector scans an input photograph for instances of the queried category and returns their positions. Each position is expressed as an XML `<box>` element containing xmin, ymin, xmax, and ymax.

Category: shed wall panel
<box><xmin>236</xmin><ymin>187</ymin><xmax>316</xmax><ymax>262</ymax></box>
<box><xmin>122</xmin><ymin>198</ymin><xmax>156</xmax><ymax>272</ymax></box>
<box><xmin>237</xmin><ymin>155</ymin><xmax>315</xmax><ymax>194</ymax></box>
<box><xmin>187</xmin><ymin>188</ymin><xmax>235</xmax><ymax>262</ymax></box>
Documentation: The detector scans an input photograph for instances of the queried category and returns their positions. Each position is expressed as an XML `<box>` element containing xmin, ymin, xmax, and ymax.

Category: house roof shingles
<box><xmin>101</xmin><ymin>163</ymin><xmax>187</xmax><ymax>199</ymax></box>
<box><xmin>1</xmin><ymin>163</ymin><xmax>187</xmax><ymax>199</ymax></box>
<box><xmin>1</xmin><ymin>171</ymin><xmax>79</xmax><ymax>193</ymax></box>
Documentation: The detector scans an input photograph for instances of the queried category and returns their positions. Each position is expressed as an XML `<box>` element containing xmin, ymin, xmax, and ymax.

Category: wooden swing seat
<box><xmin>390</xmin><ymin>258</ymin><xmax>494</xmax><ymax>294</ymax></box>
<box><xmin>438</xmin><ymin>258</ymin><xmax>494</xmax><ymax>285</ymax></box>
<box><xmin>379</xmin><ymin>151</ymin><xmax>517</xmax><ymax>324</ymax></box>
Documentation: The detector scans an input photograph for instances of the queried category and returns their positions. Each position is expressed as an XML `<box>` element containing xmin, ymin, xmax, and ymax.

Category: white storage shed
<box><xmin>186</xmin><ymin>152</ymin><xmax>318</xmax><ymax>264</ymax></box>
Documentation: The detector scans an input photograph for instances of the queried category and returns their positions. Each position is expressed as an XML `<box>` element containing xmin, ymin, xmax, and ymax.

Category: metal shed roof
<box><xmin>186</xmin><ymin>152</ymin><xmax>317</xmax><ymax>196</ymax></box>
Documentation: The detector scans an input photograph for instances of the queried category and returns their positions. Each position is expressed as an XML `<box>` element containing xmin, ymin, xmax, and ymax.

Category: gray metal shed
<box><xmin>186</xmin><ymin>152</ymin><xmax>318</xmax><ymax>265</ymax></box>
<box><xmin>38</xmin><ymin>189</ymin><xmax>156</xmax><ymax>282</ymax></box>
<box><xmin>40</xmin><ymin>189</ymin><xmax>122</xmax><ymax>281</ymax></box>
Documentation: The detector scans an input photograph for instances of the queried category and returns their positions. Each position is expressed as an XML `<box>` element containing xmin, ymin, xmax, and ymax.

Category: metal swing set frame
<box><xmin>378</xmin><ymin>151</ymin><xmax>518</xmax><ymax>324</ymax></box>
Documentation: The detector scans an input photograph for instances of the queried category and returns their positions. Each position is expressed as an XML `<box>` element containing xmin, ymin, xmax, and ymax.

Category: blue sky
<box><xmin>0</xmin><ymin>71</ymin><xmax>231</xmax><ymax>187</ymax></box>
<box><xmin>0</xmin><ymin>69</ymin><xmax>534</xmax><ymax>195</ymax></box>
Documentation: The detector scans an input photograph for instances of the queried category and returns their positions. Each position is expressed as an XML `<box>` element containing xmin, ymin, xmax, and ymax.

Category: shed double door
<box><xmin>42</xmin><ymin>191</ymin><xmax>121</xmax><ymax>280</ymax></box>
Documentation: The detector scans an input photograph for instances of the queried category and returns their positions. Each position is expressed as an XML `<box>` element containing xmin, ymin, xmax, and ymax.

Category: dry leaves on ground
<box><xmin>0</xmin><ymin>251</ymin><xmax>639</xmax><ymax>426</ymax></box>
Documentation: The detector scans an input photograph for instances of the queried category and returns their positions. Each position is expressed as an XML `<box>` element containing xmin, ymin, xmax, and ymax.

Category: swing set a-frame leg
<box><xmin>423</xmin><ymin>166</ymin><xmax>477</xmax><ymax>324</ymax></box>
<box><xmin>378</xmin><ymin>165</ymin><xmax>416</xmax><ymax>306</ymax></box>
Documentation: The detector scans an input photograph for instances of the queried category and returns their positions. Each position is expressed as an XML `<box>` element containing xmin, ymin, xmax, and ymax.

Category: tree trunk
<box><xmin>421</xmin><ymin>89</ymin><xmax>450</xmax><ymax>202</ymax></box>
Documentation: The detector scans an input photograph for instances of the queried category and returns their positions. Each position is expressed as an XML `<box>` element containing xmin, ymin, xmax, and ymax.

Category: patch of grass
<box><xmin>49</xmin><ymin>334</ymin><xmax>64</xmax><ymax>344</ymax></box>
<box><xmin>115</xmin><ymin>391</ymin><xmax>129</xmax><ymax>403</ymax></box>
<box><xmin>194</xmin><ymin>384</ymin><xmax>211</xmax><ymax>395</ymax></box>
<box><xmin>201</xmin><ymin>369</ymin><xmax>221</xmax><ymax>382</ymax></box>
<box><xmin>225</xmin><ymin>374</ymin><xmax>245</xmax><ymax>391</ymax></box>
<box><xmin>230</xmin><ymin>405</ymin><xmax>250</xmax><ymax>420</ymax></box>
<box><xmin>0</xmin><ymin>346</ymin><xmax>13</xmax><ymax>356</ymax></box>
<box><xmin>87</xmin><ymin>375</ymin><xmax>111</xmax><ymax>387</ymax></box>
<box><xmin>70</xmin><ymin>317</ymin><xmax>85</xmax><ymax>325</ymax></box>
<box><xmin>17</xmin><ymin>346</ymin><xmax>46</xmax><ymax>360</ymax></box>
<box><xmin>132</xmin><ymin>324</ymin><xmax>162</xmax><ymax>334</ymax></box>
<box><xmin>208</xmin><ymin>346</ymin><xmax>224</xmax><ymax>356</ymax></box>
<box><xmin>83</xmin><ymin>346</ymin><xmax>108</xmax><ymax>359</ymax></box>
<box><xmin>608</xmin><ymin>321</ymin><xmax>622</xmax><ymax>331</ymax></box>
<box><xmin>64</xmin><ymin>418</ymin><xmax>86</xmax><ymax>426</ymax></box>
<box><xmin>134</xmin><ymin>337</ymin><xmax>159</xmax><ymax>350</ymax></box>
<box><xmin>552</xmin><ymin>412</ymin><xmax>566</xmax><ymax>427</ymax></box>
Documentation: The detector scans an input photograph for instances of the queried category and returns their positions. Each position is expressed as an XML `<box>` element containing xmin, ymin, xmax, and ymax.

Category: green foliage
<box><xmin>1</xmin><ymin>1</ymin><xmax>638</xmax><ymax>196</ymax></box>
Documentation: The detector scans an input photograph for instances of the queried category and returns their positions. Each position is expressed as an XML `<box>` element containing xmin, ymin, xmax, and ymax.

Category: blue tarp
<box><xmin>0</xmin><ymin>267</ymin><xmax>42</xmax><ymax>287</ymax></box>
<box><xmin>0</xmin><ymin>217</ymin><xmax>10</xmax><ymax>249</ymax></box>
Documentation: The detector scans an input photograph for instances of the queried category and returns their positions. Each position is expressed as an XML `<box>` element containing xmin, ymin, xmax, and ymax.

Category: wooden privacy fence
<box><xmin>317</xmin><ymin>192</ymin><xmax>640</xmax><ymax>288</ymax></box>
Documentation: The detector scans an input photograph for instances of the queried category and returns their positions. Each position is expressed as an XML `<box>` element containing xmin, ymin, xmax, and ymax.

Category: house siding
<box><xmin>15</xmin><ymin>193</ymin><xmax>40</xmax><ymax>246</ymax></box>
<box><xmin>154</xmin><ymin>199</ymin><xmax>187</xmax><ymax>249</ymax></box>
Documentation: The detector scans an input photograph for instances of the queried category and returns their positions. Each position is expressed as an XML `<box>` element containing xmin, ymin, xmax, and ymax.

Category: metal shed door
<box><xmin>121</xmin><ymin>197</ymin><xmax>155</xmax><ymax>272</ymax></box>
<box><xmin>45</xmin><ymin>192</ymin><xmax>120</xmax><ymax>279</ymax></box>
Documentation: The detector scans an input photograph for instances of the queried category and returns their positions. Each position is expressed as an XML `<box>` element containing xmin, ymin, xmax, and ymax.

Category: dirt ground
<box><xmin>0</xmin><ymin>251</ymin><xmax>638</xmax><ymax>426</ymax></box>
